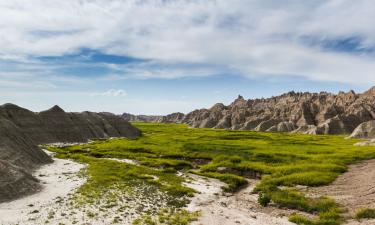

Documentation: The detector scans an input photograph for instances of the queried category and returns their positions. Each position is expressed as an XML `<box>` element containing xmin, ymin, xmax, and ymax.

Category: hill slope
<box><xmin>0</xmin><ymin>104</ymin><xmax>140</xmax><ymax>202</ymax></box>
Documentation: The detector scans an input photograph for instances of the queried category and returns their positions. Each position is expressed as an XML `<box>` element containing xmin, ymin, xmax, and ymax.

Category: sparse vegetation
<box><xmin>133</xmin><ymin>209</ymin><xmax>200</xmax><ymax>225</ymax></box>
<box><xmin>258</xmin><ymin>192</ymin><xmax>271</xmax><ymax>207</ymax></box>
<box><xmin>46</xmin><ymin>122</ymin><xmax>375</xmax><ymax>224</ymax></box>
<box><xmin>356</xmin><ymin>208</ymin><xmax>375</xmax><ymax>220</ymax></box>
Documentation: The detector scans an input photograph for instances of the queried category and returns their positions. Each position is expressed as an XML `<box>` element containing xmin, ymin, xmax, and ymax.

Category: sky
<box><xmin>1</xmin><ymin>0</ymin><xmax>375</xmax><ymax>115</ymax></box>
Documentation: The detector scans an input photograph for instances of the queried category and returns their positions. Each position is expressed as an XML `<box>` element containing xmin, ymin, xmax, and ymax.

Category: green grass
<box><xmin>46</xmin><ymin>122</ymin><xmax>375</xmax><ymax>224</ymax></box>
<box><xmin>133</xmin><ymin>209</ymin><xmax>200</xmax><ymax>225</ymax></box>
<box><xmin>356</xmin><ymin>208</ymin><xmax>375</xmax><ymax>220</ymax></box>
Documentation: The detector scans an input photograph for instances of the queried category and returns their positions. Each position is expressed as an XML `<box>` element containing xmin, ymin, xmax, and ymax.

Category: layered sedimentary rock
<box><xmin>162</xmin><ymin>87</ymin><xmax>375</xmax><ymax>135</ymax></box>
<box><xmin>349</xmin><ymin>120</ymin><xmax>375</xmax><ymax>139</ymax></box>
<box><xmin>159</xmin><ymin>112</ymin><xmax>185</xmax><ymax>123</ymax></box>
<box><xmin>0</xmin><ymin>104</ymin><xmax>141</xmax><ymax>202</ymax></box>
<box><xmin>0</xmin><ymin>160</ymin><xmax>40</xmax><ymax>202</ymax></box>
<box><xmin>121</xmin><ymin>113</ymin><xmax>163</xmax><ymax>122</ymax></box>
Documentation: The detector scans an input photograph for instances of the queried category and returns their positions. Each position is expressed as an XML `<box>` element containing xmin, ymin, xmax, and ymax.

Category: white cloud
<box><xmin>1</xmin><ymin>0</ymin><xmax>375</xmax><ymax>84</ymax></box>
<box><xmin>90</xmin><ymin>89</ymin><xmax>127</xmax><ymax>97</ymax></box>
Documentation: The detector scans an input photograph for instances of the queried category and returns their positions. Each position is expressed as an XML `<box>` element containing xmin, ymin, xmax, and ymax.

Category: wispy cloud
<box><xmin>1</xmin><ymin>0</ymin><xmax>375</xmax><ymax>84</ymax></box>
<box><xmin>90</xmin><ymin>89</ymin><xmax>127</xmax><ymax>97</ymax></box>
<box><xmin>1</xmin><ymin>0</ymin><xmax>375</xmax><ymax>114</ymax></box>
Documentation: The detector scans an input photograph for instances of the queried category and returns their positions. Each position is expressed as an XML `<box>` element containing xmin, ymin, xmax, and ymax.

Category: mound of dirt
<box><xmin>0</xmin><ymin>160</ymin><xmax>41</xmax><ymax>202</ymax></box>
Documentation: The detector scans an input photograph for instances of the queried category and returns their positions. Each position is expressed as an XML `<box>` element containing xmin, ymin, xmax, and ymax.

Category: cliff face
<box><xmin>0</xmin><ymin>104</ymin><xmax>141</xmax><ymax>202</ymax></box>
<box><xmin>164</xmin><ymin>87</ymin><xmax>375</xmax><ymax>135</ymax></box>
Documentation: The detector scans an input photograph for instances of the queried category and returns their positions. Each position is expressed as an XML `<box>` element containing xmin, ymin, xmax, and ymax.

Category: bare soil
<box><xmin>184</xmin><ymin>174</ymin><xmax>294</xmax><ymax>225</ymax></box>
<box><xmin>309</xmin><ymin>159</ymin><xmax>375</xmax><ymax>225</ymax></box>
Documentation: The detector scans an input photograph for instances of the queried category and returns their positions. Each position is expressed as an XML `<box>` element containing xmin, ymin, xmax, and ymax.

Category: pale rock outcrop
<box><xmin>316</xmin><ymin>116</ymin><xmax>349</xmax><ymax>135</ymax></box>
<box><xmin>215</xmin><ymin>115</ymin><xmax>232</xmax><ymax>129</ymax></box>
<box><xmin>254</xmin><ymin>119</ymin><xmax>280</xmax><ymax>132</ymax></box>
<box><xmin>277</xmin><ymin>122</ymin><xmax>297</xmax><ymax>132</ymax></box>
<box><xmin>291</xmin><ymin>125</ymin><xmax>319</xmax><ymax>135</ymax></box>
<box><xmin>267</xmin><ymin>122</ymin><xmax>297</xmax><ymax>132</ymax></box>
<box><xmin>349</xmin><ymin>120</ymin><xmax>375</xmax><ymax>139</ymax></box>
<box><xmin>354</xmin><ymin>139</ymin><xmax>375</xmax><ymax>146</ymax></box>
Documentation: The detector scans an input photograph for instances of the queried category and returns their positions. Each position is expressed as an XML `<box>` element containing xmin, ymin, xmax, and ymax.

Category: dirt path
<box><xmin>310</xmin><ymin>159</ymin><xmax>375</xmax><ymax>225</ymax></box>
<box><xmin>184</xmin><ymin>174</ymin><xmax>294</xmax><ymax>225</ymax></box>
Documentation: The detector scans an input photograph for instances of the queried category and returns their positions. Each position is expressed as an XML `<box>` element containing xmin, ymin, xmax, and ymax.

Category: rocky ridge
<box><xmin>0</xmin><ymin>104</ymin><xmax>141</xmax><ymax>202</ymax></box>
<box><xmin>162</xmin><ymin>87</ymin><xmax>375</xmax><ymax>136</ymax></box>
<box><xmin>121</xmin><ymin>113</ymin><xmax>163</xmax><ymax>122</ymax></box>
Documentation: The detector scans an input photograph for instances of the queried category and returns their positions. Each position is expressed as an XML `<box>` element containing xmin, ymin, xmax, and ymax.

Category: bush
<box><xmin>258</xmin><ymin>192</ymin><xmax>271</xmax><ymax>207</ymax></box>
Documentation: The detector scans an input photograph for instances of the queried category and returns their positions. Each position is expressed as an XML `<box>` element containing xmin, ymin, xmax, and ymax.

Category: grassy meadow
<box><xmin>46</xmin><ymin>122</ymin><xmax>375</xmax><ymax>225</ymax></box>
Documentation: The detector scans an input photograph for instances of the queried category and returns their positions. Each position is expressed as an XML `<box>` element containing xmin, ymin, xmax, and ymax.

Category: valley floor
<box><xmin>3</xmin><ymin>123</ymin><xmax>375</xmax><ymax>225</ymax></box>
<box><xmin>0</xmin><ymin>153</ymin><xmax>294</xmax><ymax>225</ymax></box>
<box><xmin>4</xmin><ymin>157</ymin><xmax>375</xmax><ymax>225</ymax></box>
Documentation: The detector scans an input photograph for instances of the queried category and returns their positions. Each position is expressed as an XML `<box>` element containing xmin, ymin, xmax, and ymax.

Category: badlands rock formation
<box><xmin>159</xmin><ymin>112</ymin><xmax>185</xmax><ymax>123</ymax></box>
<box><xmin>349</xmin><ymin>120</ymin><xmax>375</xmax><ymax>139</ymax></box>
<box><xmin>121</xmin><ymin>113</ymin><xmax>163</xmax><ymax>122</ymax></box>
<box><xmin>163</xmin><ymin>87</ymin><xmax>375</xmax><ymax>135</ymax></box>
<box><xmin>121</xmin><ymin>112</ymin><xmax>185</xmax><ymax>123</ymax></box>
<box><xmin>0</xmin><ymin>104</ymin><xmax>141</xmax><ymax>202</ymax></box>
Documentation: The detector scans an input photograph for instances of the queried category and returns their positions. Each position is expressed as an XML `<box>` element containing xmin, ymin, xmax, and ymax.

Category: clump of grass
<box><xmin>258</xmin><ymin>192</ymin><xmax>271</xmax><ymax>207</ymax></box>
<box><xmin>288</xmin><ymin>198</ymin><xmax>342</xmax><ymax>225</ymax></box>
<box><xmin>133</xmin><ymin>209</ymin><xmax>200</xmax><ymax>225</ymax></box>
<box><xmin>356</xmin><ymin>208</ymin><xmax>375</xmax><ymax>220</ymax></box>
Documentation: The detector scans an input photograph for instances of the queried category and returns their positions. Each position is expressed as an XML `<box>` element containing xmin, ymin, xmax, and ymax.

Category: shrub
<box><xmin>258</xmin><ymin>192</ymin><xmax>271</xmax><ymax>207</ymax></box>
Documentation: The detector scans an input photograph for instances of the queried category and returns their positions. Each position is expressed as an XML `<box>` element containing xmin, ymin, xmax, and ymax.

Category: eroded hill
<box><xmin>162</xmin><ymin>87</ymin><xmax>375</xmax><ymax>136</ymax></box>
<box><xmin>0</xmin><ymin>104</ymin><xmax>140</xmax><ymax>202</ymax></box>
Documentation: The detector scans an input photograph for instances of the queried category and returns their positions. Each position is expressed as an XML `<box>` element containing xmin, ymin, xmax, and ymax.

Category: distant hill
<box><xmin>121</xmin><ymin>113</ymin><xmax>163</xmax><ymax>122</ymax></box>
<box><xmin>0</xmin><ymin>104</ymin><xmax>141</xmax><ymax>203</ymax></box>
<box><xmin>161</xmin><ymin>87</ymin><xmax>375</xmax><ymax>136</ymax></box>
<box><xmin>121</xmin><ymin>112</ymin><xmax>186</xmax><ymax>124</ymax></box>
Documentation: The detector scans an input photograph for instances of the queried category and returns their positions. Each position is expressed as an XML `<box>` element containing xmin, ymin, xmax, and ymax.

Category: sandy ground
<box><xmin>0</xmin><ymin>151</ymin><xmax>86</xmax><ymax>225</ymax></box>
<box><xmin>184</xmin><ymin>174</ymin><xmax>294</xmax><ymax>225</ymax></box>
<box><xmin>0</xmin><ymin>154</ymin><xmax>170</xmax><ymax>225</ymax></box>
<box><xmin>0</xmin><ymin>152</ymin><xmax>295</xmax><ymax>225</ymax></box>
<box><xmin>309</xmin><ymin>159</ymin><xmax>375</xmax><ymax>225</ymax></box>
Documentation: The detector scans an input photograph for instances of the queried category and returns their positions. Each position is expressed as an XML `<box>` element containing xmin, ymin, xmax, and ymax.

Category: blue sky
<box><xmin>0</xmin><ymin>0</ymin><xmax>375</xmax><ymax>115</ymax></box>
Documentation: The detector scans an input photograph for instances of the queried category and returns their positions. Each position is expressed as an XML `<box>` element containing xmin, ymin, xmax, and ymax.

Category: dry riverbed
<box><xmin>184</xmin><ymin>174</ymin><xmax>294</xmax><ymax>225</ymax></box>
